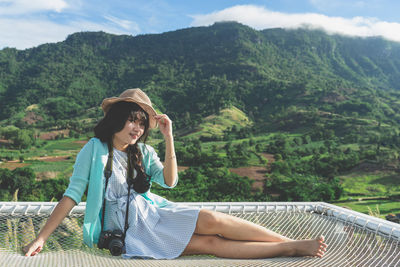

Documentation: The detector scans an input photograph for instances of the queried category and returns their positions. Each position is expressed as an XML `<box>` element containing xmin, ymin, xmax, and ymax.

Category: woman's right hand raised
<box><xmin>23</xmin><ymin>238</ymin><xmax>45</xmax><ymax>256</ymax></box>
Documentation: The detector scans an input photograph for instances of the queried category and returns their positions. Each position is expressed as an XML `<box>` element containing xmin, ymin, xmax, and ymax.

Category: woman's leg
<box><xmin>194</xmin><ymin>209</ymin><xmax>293</xmax><ymax>242</ymax></box>
<box><xmin>182</xmin><ymin>234</ymin><xmax>327</xmax><ymax>259</ymax></box>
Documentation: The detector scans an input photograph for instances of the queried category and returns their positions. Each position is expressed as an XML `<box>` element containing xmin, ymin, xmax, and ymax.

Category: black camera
<box><xmin>97</xmin><ymin>229</ymin><xmax>125</xmax><ymax>256</ymax></box>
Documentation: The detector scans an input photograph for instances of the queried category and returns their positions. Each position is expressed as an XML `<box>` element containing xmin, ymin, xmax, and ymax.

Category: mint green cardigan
<box><xmin>63</xmin><ymin>137</ymin><xmax>177</xmax><ymax>247</ymax></box>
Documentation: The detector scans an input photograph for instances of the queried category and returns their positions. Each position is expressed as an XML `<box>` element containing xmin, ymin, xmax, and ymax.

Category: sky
<box><xmin>1</xmin><ymin>0</ymin><xmax>400</xmax><ymax>50</ymax></box>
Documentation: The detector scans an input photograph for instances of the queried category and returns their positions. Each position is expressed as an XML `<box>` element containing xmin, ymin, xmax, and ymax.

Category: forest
<box><xmin>0</xmin><ymin>22</ymin><xmax>399</xmax><ymax>217</ymax></box>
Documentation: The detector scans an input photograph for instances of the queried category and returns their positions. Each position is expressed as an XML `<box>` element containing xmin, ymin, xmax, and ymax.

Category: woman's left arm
<box><xmin>154</xmin><ymin>114</ymin><xmax>177</xmax><ymax>187</ymax></box>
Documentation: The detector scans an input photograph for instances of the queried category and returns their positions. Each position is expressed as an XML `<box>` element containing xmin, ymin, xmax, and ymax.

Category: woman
<box><xmin>24</xmin><ymin>88</ymin><xmax>327</xmax><ymax>259</ymax></box>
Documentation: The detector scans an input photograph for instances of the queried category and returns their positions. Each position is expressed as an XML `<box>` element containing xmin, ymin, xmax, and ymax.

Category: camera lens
<box><xmin>109</xmin><ymin>239</ymin><xmax>124</xmax><ymax>256</ymax></box>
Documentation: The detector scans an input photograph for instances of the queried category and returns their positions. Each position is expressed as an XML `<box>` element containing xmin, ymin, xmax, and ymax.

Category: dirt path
<box><xmin>0</xmin><ymin>162</ymin><xmax>29</xmax><ymax>170</ymax></box>
<box><xmin>73</xmin><ymin>140</ymin><xmax>88</xmax><ymax>145</ymax></box>
<box><xmin>31</xmin><ymin>155</ymin><xmax>71</xmax><ymax>162</ymax></box>
<box><xmin>39</xmin><ymin>130</ymin><xmax>70</xmax><ymax>140</ymax></box>
<box><xmin>229</xmin><ymin>153</ymin><xmax>276</xmax><ymax>192</ymax></box>
<box><xmin>230</xmin><ymin>166</ymin><xmax>268</xmax><ymax>191</ymax></box>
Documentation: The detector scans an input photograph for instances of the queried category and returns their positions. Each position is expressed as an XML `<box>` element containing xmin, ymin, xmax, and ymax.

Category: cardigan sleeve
<box><xmin>63</xmin><ymin>139</ymin><xmax>94</xmax><ymax>204</ymax></box>
<box><xmin>144</xmin><ymin>144</ymin><xmax>178</xmax><ymax>188</ymax></box>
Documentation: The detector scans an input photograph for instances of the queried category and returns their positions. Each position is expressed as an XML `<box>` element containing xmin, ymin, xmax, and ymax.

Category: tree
<box><xmin>268</xmin><ymin>174</ymin><xmax>343</xmax><ymax>201</ymax></box>
<box><xmin>0</xmin><ymin>126</ymin><xmax>35</xmax><ymax>149</ymax></box>
<box><xmin>0</xmin><ymin>125</ymin><xmax>19</xmax><ymax>140</ymax></box>
<box><xmin>42</xmin><ymin>97</ymin><xmax>81</xmax><ymax>120</ymax></box>
<box><xmin>12</xmin><ymin>129</ymin><xmax>35</xmax><ymax>149</ymax></box>
<box><xmin>0</xmin><ymin>167</ymin><xmax>36</xmax><ymax>201</ymax></box>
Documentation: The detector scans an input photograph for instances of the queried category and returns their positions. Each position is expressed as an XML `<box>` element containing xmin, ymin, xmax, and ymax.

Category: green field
<box><xmin>333</xmin><ymin>199</ymin><xmax>400</xmax><ymax>219</ymax></box>
<box><xmin>339</xmin><ymin>171</ymin><xmax>400</xmax><ymax>197</ymax></box>
<box><xmin>333</xmin><ymin>170</ymin><xmax>400</xmax><ymax>218</ymax></box>
<box><xmin>1</xmin><ymin>131</ymin><xmax>399</xmax><ymax>223</ymax></box>
<box><xmin>182</xmin><ymin>106</ymin><xmax>252</xmax><ymax>139</ymax></box>
<box><xmin>43</xmin><ymin>139</ymin><xmax>84</xmax><ymax>151</ymax></box>
<box><xmin>29</xmin><ymin>160</ymin><xmax>74</xmax><ymax>179</ymax></box>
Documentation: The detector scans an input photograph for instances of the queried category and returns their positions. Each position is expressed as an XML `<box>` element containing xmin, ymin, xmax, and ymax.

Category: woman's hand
<box><xmin>154</xmin><ymin>114</ymin><xmax>173</xmax><ymax>138</ymax></box>
<box><xmin>23</xmin><ymin>238</ymin><xmax>44</xmax><ymax>256</ymax></box>
<box><xmin>154</xmin><ymin>114</ymin><xmax>177</xmax><ymax>187</ymax></box>
<box><xmin>22</xmin><ymin>196</ymin><xmax>76</xmax><ymax>257</ymax></box>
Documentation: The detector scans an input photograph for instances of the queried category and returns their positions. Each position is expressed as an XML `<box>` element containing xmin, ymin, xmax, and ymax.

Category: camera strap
<box><xmin>101</xmin><ymin>141</ymin><xmax>131</xmax><ymax>240</ymax></box>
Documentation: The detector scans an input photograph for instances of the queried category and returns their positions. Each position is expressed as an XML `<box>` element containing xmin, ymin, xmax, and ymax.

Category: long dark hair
<box><xmin>94</xmin><ymin>101</ymin><xmax>151</xmax><ymax>193</ymax></box>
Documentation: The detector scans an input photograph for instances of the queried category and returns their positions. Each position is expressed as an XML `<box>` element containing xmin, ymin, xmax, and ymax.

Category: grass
<box><xmin>333</xmin><ymin>199</ymin><xmax>400</xmax><ymax>219</ymax></box>
<box><xmin>183</xmin><ymin>106</ymin><xmax>252</xmax><ymax>139</ymax></box>
<box><xmin>339</xmin><ymin>171</ymin><xmax>400</xmax><ymax>196</ymax></box>
<box><xmin>0</xmin><ymin>138</ymin><xmax>82</xmax><ymax>179</ymax></box>
<box><xmin>247</xmin><ymin>151</ymin><xmax>267</xmax><ymax>166</ymax></box>
<box><xmin>340</xmin><ymin>143</ymin><xmax>360</xmax><ymax>150</ymax></box>
<box><xmin>200</xmin><ymin>134</ymin><xmax>276</xmax><ymax>152</ymax></box>
<box><xmin>1</xmin><ymin>138</ymin><xmax>86</xmax><ymax>160</ymax></box>
<box><xmin>42</xmin><ymin>139</ymin><xmax>85</xmax><ymax>151</ymax></box>
<box><xmin>28</xmin><ymin>160</ymin><xmax>74</xmax><ymax>173</ymax></box>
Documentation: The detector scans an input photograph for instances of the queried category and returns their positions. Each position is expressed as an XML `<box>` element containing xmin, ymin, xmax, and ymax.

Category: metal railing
<box><xmin>1</xmin><ymin>202</ymin><xmax>399</xmax><ymax>267</ymax></box>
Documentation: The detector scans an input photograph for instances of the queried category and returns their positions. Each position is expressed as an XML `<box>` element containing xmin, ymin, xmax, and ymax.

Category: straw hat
<box><xmin>101</xmin><ymin>88</ymin><xmax>158</xmax><ymax>128</ymax></box>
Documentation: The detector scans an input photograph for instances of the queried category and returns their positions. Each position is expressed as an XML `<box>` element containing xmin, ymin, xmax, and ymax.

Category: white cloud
<box><xmin>0</xmin><ymin>18</ymin><xmax>73</xmax><ymax>49</ymax></box>
<box><xmin>190</xmin><ymin>5</ymin><xmax>400</xmax><ymax>42</ymax></box>
<box><xmin>0</xmin><ymin>0</ymin><xmax>140</xmax><ymax>49</ymax></box>
<box><xmin>104</xmin><ymin>15</ymin><xmax>140</xmax><ymax>33</ymax></box>
<box><xmin>0</xmin><ymin>0</ymin><xmax>68</xmax><ymax>15</ymax></box>
<box><xmin>0</xmin><ymin>18</ymin><xmax>132</xmax><ymax>49</ymax></box>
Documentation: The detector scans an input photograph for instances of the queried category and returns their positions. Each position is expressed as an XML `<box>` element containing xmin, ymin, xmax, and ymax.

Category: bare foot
<box><xmin>287</xmin><ymin>236</ymin><xmax>328</xmax><ymax>258</ymax></box>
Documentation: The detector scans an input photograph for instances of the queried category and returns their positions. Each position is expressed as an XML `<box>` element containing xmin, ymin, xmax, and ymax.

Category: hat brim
<box><xmin>101</xmin><ymin>97</ymin><xmax>158</xmax><ymax>129</ymax></box>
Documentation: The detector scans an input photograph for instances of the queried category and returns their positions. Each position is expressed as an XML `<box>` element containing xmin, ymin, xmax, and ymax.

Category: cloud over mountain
<box><xmin>191</xmin><ymin>5</ymin><xmax>400</xmax><ymax>42</ymax></box>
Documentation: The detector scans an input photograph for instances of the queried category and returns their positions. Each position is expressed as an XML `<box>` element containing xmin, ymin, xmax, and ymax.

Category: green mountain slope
<box><xmin>1</xmin><ymin>22</ymin><xmax>400</xmax><ymax>207</ymax></box>
<box><xmin>1</xmin><ymin>22</ymin><xmax>400</xmax><ymax>131</ymax></box>
<box><xmin>180</xmin><ymin>106</ymin><xmax>253</xmax><ymax>140</ymax></box>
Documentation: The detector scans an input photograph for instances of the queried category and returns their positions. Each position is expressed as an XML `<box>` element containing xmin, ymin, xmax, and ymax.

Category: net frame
<box><xmin>1</xmin><ymin>201</ymin><xmax>399</xmax><ymax>267</ymax></box>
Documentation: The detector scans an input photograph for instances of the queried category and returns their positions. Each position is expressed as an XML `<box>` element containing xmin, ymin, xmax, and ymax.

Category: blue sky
<box><xmin>1</xmin><ymin>0</ymin><xmax>400</xmax><ymax>49</ymax></box>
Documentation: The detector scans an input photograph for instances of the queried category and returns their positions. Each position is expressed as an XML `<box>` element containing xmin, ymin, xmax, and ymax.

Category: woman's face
<box><xmin>113</xmin><ymin>117</ymin><xmax>145</xmax><ymax>151</ymax></box>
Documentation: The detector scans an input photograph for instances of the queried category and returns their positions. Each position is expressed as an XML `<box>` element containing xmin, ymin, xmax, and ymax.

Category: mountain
<box><xmin>2</xmin><ymin>22</ymin><xmax>400</xmax><ymax>205</ymax></box>
<box><xmin>0</xmin><ymin>21</ymin><xmax>400</xmax><ymax>132</ymax></box>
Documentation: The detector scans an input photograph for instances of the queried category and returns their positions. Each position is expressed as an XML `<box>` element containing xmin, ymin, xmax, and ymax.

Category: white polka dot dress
<box><xmin>104</xmin><ymin>148</ymin><xmax>200</xmax><ymax>259</ymax></box>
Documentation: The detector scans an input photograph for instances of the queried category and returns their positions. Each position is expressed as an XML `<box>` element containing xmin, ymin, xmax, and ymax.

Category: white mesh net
<box><xmin>0</xmin><ymin>202</ymin><xmax>399</xmax><ymax>267</ymax></box>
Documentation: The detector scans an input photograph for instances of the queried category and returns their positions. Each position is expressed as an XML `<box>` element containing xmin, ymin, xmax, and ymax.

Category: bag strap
<box><xmin>101</xmin><ymin>141</ymin><xmax>114</xmax><ymax>232</ymax></box>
